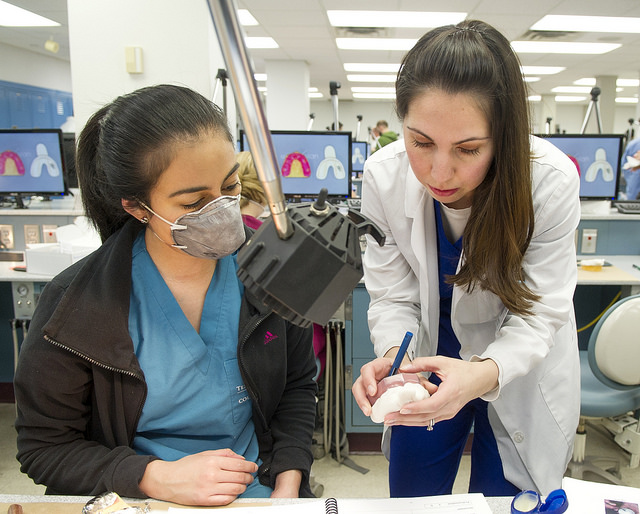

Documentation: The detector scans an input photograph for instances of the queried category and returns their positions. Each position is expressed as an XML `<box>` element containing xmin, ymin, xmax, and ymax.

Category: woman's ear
<box><xmin>121</xmin><ymin>199</ymin><xmax>148</xmax><ymax>222</ymax></box>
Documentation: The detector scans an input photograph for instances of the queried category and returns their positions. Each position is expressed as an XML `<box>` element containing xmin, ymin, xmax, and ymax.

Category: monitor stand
<box><xmin>14</xmin><ymin>194</ymin><xmax>27</xmax><ymax>209</ymax></box>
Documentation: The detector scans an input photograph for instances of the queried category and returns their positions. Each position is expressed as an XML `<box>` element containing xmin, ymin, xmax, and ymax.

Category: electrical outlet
<box><xmin>581</xmin><ymin>229</ymin><xmax>598</xmax><ymax>254</ymax></box>
<box><xmin>0</xmin><ymin>224</ymin><xmax>14</xmax><ymax>249</ymax></box>
<box><xmin>24</xmin><ymin>224</ymin><xmax>41</xmax><ymax>245</ymax></box>
<box><xmin>42</xmin><ymin>224</ymin><xmax>58</xmax><ymax>244</ymax></box>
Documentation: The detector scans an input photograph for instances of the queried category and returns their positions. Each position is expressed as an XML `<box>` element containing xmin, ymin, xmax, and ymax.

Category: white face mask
<box><xmin>141</xmin><ymin>194</ymin><xmax>246</xmax><ymax>259</ymax></box>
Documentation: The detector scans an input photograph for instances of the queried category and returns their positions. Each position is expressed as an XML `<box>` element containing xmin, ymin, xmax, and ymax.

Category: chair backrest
<box><xmin>588</xmin><ymin>294</ymin><xmax>640</xmax><ymax>390</ymax></box>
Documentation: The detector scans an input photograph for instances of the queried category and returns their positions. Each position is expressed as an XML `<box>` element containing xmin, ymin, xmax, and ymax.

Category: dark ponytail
<box><xmin>76</xmin><ymin>84</ymin><xmax>233</xmax><ymax>241</ymax></box>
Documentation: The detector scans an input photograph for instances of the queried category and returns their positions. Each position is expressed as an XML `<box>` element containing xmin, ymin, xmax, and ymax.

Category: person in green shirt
<box><xmin>372</xmin><ymin>120</ymin><xmax>399</xmax><ymax>152</ymax></box>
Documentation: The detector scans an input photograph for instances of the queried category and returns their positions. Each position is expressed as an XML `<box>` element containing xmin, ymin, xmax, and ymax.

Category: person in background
<box><xmin>352</xmin><ymin>20</ymin><xmax>580</xmax><ymax>498</ymax></box>
<box><xmin>620</xmin><ymin>136</ymin><xmax>640</xmax><ymax>200</ymax></box>
<box><xmin>14</xmin><ymin>84</ymin><xmax>317</xmax><ymax>506</ymax></box>
<box><xmin>371</xmin><ymin>120</ymin><xmax>399</xmax><ymax>153</ymax></box>
<box><xmin>237</xmin><ymin>151</ymin><xmax>269</xmax><ymax>229</ymax></box>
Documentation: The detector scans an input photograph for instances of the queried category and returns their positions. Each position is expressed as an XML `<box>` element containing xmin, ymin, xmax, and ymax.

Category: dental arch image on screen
<box><xmin>241</xmin><ymin>130</ymin><xmax>351</xmax><ymax>201</ymax></box>
<box><xmin>0</xmin><ymin>129</ymin><xmax>67</xmax><ymax>200</ymax></box>
<box><xmin>537</xmin><ymin>134</ymin><xmax>623</xmax><ymax>200</ymax></box>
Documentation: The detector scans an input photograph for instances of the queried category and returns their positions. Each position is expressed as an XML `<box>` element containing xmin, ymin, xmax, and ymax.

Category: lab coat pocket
<box><xmin>224</xmin><ymin>358</ymin><xmax>252</xmax><ymax>424</ymax></box>
<box><xmin>453</xmin><ymin>287</ymin><xmax>505</xmax><ymax>326</ymax></box>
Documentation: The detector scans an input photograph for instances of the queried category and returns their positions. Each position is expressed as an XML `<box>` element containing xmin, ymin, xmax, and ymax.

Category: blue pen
<box><xmin>389</xmin><ymin>331</ymin><xmax>413</xmax><ymax>376</ymax></box>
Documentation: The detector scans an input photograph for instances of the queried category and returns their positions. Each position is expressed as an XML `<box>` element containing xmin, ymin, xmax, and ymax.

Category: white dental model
<box><xmin>368</xmin><ymin>373</ymin><xmax>430</xmax><ymax>423</ymax></box>
<box><xmin>585</xmin><ymin>147</ymin><xmax>614</xmax><ymax>183</ymax></box>
<box><xmin>30</xmin><ymin>143</ymin><xmax>61</xmax><ymax>178</ymax></box>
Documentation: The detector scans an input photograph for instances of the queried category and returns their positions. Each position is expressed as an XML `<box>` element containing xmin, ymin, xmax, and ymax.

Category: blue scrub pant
<box><xmin>388</xmin><ymin>397</ymin><xmax>521</xmax><ymax>497</ymax></box>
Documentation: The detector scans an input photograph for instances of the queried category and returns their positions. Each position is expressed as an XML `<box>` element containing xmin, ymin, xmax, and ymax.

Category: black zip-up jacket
<box><xmin>14</xmin><ymin>220</ymin><xmax>317</xmax><ymax>499</ymax></box>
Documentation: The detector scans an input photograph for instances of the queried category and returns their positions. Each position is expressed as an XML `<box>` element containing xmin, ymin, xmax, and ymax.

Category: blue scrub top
<box><xmin>128</xmin><ymin>232</ymin><xmax>271</xmax><ymax>497</ymax></box>
<box><xmin>432</xmin><ymin>203</ymin><xmax>463</xmax><ymax>382</ymax></box>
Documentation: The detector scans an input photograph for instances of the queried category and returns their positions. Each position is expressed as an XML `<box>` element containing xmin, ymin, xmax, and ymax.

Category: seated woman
<box><xmin>14</xmin><ymin>84</ymin><xmax>317</xmax><ymax>507</ymax></box>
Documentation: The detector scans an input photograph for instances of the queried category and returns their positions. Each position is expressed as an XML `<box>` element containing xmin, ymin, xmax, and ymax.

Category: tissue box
<box><xmin>25</xmin><ymin>243</ymin><xmax>95</xmax><ymax>276</ymax></box>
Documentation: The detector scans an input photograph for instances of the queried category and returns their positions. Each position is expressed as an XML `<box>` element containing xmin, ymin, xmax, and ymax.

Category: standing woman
<box><xmin>14</xmin><ymin>84</ymin><xmax>317</xmax><ymax>506</ymax></box>
<box><xmin>352</xmin><ymin>20</ymin><xmax>581</xmax><ymax>497</ymax></box>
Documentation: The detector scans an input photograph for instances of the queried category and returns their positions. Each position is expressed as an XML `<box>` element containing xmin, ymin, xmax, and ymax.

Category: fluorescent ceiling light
<box><xmin>257</xmin><ymin>86</ymin><xmax>267</xmax><ymax>92</ymax></box>
<box><xmin>337</xmin><ymin>38</ymin><xmax>416</xmax><ymax>51</ymax></box>
<box><xmin>353</xmin><ymin>93</ymin><xmax>396</xmax><ymax>99</ymax></box>
<box><xmin>528</xmin><ymin>95</ymin><xmax>542</xmax><ymax>102</ymax></box>
<box><xmin>327</xmin><ymin>10</ymin><xmax>466</xmax><ymax>28</ymax></box>
<box><xmin>347</xmin><ymin>74</ymin><xmax>396</xmax><ymax>83</ymax></box>
<box><xmin>0</xmin><ymin>0</ymin><xmax>60</xmax><ymax>26</ymax></box>
<box><xmin>238</xmin><ymin>9</ymin><xmax>258</xmax><ymax>26</ymax></box>
<box><xmin>616</xmin><ymin>97</ymin><xmax>638</xmax><ymax>104</ymax></box>
<box><xmin>555</xmin><ymin>96</ymin><xmax>587</xmax><ymax>102</ymax></box>
<box><xmin>351</xmin><ymin>87</ymin><xmax>395</xmax><ymax>93</ymax></box>
<box><xmin>521</xmin><ymin>66</ymin><xmax>565</xmax><ymax>75</ymax></box>
<box><xmin>308</xmin><ymin>87</ymin><xmax>319</xmax><ymax>93</ymax></box>
<box><xmin>511</xmin><ymin>41</ymin><xmax>620</xmax><ymax>54</ymax></box>
<box><xmin>573</xmin><ymin>78</ymin><xmax>596</xmax><ymax>86</ymax></box>
<box><xmin>344</xmin><ymin>63</ymin><xmax>400</xmax><ymax>73</ymax></box>
<box><xmin>524</xmin><ymin>77</ymin><xmax>540</xmax><ymax>83</ymax></box>
<box><xmin>552</xmin><ymin>86</ymin><xmax>592</xmax><ymax>94</ymax></box>
<box><xmin>531</xmin><ymin>15</ymin><xmax>640</xmax><ymax>33</ymax></box>
<box><xmin>574</xmin><ymin>77</ymin><xmax>640</xmax><ymax>87</ymax></box>
<box><xmin>309</xmin><ymin>92</ymin><xmax>324</xmax><ymax>98</ymax></box>
<box><xmin>254</xmin><ymin>73</ymin><xmax>267</xmax><ymax>81</ymax></box>
<box><xmin>245</xmin><ymin>37</ymin><xmax>278</xmax><ymax>49</ymax></box>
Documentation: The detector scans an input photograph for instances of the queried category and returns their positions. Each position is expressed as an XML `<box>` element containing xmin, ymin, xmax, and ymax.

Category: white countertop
<box><xmin>0</xmin><ymin>191</ymin><xmax>84</xmax><ymax>217</ymax></box>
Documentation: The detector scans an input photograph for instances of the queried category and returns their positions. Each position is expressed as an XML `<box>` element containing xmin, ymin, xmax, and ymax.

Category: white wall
<box><xmin>0</xmin><ymin>43</ymin><xmax>72</xmax><ymax>92</ymax></box>
<box><xmin>2</xmin><ymin>33</ymin><xmax>637</xmax><ymax>141</ymax></box>
<box><xmin>531</xmin><ymin>102</ymin><xmax>637</xmax><ymax>135</ymax></box>
<box><xmin>310</xmin><ymin>99</ymin><xmax>637</xmax><ymax>143</ymax></box>
<box><xmin>67</xmin><ymin>0</ymin><xmax>236</xmax><ymax>134</ymax></box>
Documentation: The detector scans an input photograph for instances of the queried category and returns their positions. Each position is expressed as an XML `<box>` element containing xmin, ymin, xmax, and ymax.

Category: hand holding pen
<box><xmin>388</xmin><ymin>331</ymin><xmax>413</xmax><ymax>376</ymax></box>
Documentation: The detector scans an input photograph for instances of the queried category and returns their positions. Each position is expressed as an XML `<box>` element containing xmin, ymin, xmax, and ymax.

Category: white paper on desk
<box><xmin>167</xmin><ymin>493</ymin><xmax>491</xmax><ymax>513</ymax></box>
<box><xmin>563</xmin><ymin>476</ymin><xmax>640</xmax><ymax>513</ymax></box>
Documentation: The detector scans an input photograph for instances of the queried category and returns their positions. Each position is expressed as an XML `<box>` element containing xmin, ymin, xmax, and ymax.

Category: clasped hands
<box><xmin>139</xmin><ymin>449</ymin><xmax>301</xmax><ymax>506</ymax></box>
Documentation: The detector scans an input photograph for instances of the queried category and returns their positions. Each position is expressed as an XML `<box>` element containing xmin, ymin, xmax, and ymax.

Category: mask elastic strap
<box><xmin>136</xmin><ymin>200</ymin><xmax>188</xmax><ymax>250</ymax></box>
<box><xmin>137</xmin><ymin>200</ymin><xmax>187</xmax><ymax>231</ymax></box>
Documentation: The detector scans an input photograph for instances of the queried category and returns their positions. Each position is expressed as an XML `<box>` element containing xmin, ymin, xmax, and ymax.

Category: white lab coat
<box><xmin>361</xmin><ymin>136</ymin><xmax>581</xmax><ymax>494</ymax></box>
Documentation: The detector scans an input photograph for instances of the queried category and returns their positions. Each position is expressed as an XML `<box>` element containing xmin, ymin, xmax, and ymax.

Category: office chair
<box><xmin>566</xmin><ymin>294</ymin><xmax>640</xmax><ymax>485</ymax></box>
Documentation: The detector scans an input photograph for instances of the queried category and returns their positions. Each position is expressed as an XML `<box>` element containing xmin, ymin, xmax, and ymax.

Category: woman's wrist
<box><xmin>272</xmin><ymin>469</ymin><xmax>302</xmax><ymax>497</ymax></box>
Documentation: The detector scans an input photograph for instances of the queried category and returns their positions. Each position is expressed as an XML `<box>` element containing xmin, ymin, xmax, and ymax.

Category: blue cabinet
<box><xmin>345</xmin><ymin>284</ymin><xmax>382</xmax><ymax>433</ymax></box>
<box><xmin>0</xmin><ymin>80</ymin><xmax>73</xmax><ymax>129</ymax></box>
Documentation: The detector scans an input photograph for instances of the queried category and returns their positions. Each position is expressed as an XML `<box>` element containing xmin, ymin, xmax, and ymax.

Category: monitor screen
<box><xmin>351</xmin><ymin>141</ymin><xmax>369</xmax><ymax>174</ymax></box>
<box><xmin>241</xmin><ymin>130</ymin><xmax>351</xmax><ymax>202</ymax></box>
<box><xmin>0</xmin><ymin>129</ymin><xmax>67</xmax><ymax>201</ymax></box>
<box><xmin>536</xmin><ymin>134</ymin><xmax>623</xmax><ymax>200</ymax></box>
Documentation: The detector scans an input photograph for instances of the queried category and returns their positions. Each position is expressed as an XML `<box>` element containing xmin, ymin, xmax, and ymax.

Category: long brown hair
<box><xmin>396</xmin><ymin>20</ymin><xmax>538</xmax><ymax>316</ymax></box>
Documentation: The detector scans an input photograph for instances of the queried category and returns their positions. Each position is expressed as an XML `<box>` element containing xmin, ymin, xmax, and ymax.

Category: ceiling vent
<box><xmin>521</xmin><ymin>30</ymin><xmax>578</xmax><ymax>41</ymax></box>
<box><xmin>335</xmin><ymin>27</ymin><xmax>389</xmax><ymax>38</ymax></box>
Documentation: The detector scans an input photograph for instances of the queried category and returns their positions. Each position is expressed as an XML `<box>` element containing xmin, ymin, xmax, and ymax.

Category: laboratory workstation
<box><xmin>2</xmin><ymin>1</ymin><xmax>640</xmax><ymax>513</ymax></box>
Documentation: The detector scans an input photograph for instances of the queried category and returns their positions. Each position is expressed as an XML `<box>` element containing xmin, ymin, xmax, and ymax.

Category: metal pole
<box><xmin>206</xmin><ymin>0</ymin><xmax>293</xmax><ymax>239</ymax></box>
<box><xmin>330</xmin><ymin>81</ymin><xmax>341</xmax><ymax>131</ymax></box>
<box><xmin>307</xmin><ymin>113</ymin><xmax>315</xmax><ymax>131</ymax></box>
<box><xmin>355</xmin><ymin>115</ymin><xmax>362</xmax><ymax>141</ymax></box>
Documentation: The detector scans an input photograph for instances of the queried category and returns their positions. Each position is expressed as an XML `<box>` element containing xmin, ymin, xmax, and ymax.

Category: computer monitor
<box><xmin>241</xmin><ymin>130</ymin><xmax>351</xmax><ymax>202</ymax></box>
<box><xmin>536</xmin><ymin>134</ymin><xmax>623</xmax><ymax>201</ymax></box>
<box><xmin>0</xmin><ymin>129</ymin><xmax>67</xmax><ymax>208</ymax></box>
<box><xmin>351</xmin><ymin>141</ymin><xmax>369</xmax><ymax>174</ymax></box>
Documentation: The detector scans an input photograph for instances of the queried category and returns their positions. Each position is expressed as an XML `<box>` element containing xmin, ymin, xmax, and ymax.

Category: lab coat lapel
<box><xmin>405</xmin><ymin>168</ymin><xmax>440</xmax><ymax>355</ymax></box>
